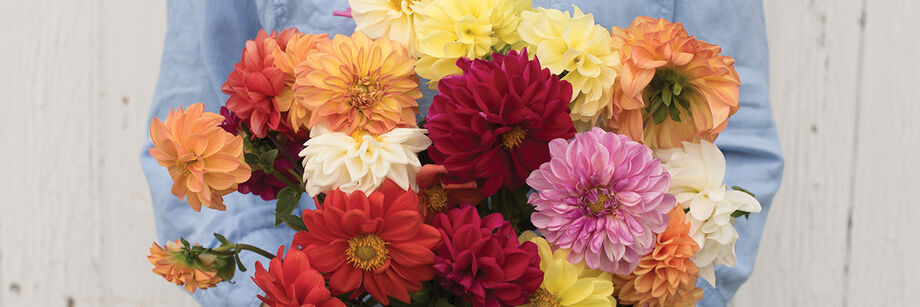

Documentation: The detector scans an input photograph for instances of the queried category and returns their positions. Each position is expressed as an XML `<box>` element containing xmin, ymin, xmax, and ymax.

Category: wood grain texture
<box><xmin>0</xmin><ymin>0</ymin><xmax>917</xmax><ymax>306</ymax></box>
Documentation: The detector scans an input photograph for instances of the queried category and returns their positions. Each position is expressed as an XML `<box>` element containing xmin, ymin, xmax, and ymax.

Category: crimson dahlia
<box><xmin>425</xmin><ymin>49</ymin><xmax>576</xmax><ymax>197</ymax></box>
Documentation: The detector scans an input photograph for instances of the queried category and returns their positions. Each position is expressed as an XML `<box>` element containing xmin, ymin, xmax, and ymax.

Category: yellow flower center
<box><xmin>348</xmin><ymin>76</ymin><xmax>384</xmax><ymax>109</ymax></box>
<box><xmin>500</xmin><ymin>125</ymin><xmax>527</xmax><ymax>150</ymax></box>
<box><xmin>346</xmin><ymin>234</ymin><xmax>390</xmax><ymax>271</ymax></box>
<box><xmin>388</xmin><ymin>0</ymin><xmax>418</xmax><ymax>14</ymax></box>
<box><xmin>588</xmin><ymin>193</ymin><xmax>611</xmax><ymax>215</ymax></box>
<box><xmin>529</xmin><ymin>288</ymin><xmax>561</xmax><ymax>307</ymax></box>
<box><xmin>422</xmin><ymin>185</ymin><xmax>450</xmax><ymax>213</ymax></box>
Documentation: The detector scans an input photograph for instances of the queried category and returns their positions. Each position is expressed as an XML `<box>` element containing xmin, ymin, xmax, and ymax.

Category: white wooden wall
<box><xmin>0</xmin><ymin>1</ymin><xmax>916</xmax><ymax>306</ymax></box>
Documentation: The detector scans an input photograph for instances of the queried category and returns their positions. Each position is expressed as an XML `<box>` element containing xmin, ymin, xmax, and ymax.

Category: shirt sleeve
<box><xmin>672</xmin><ymin>1</ymin><xmax>785</xmax><ymax>306</ymax></box>
<box><xmin>141</xmin><ymin>2</ymin><xmax>314</xmax><ymax>306</ymax></box>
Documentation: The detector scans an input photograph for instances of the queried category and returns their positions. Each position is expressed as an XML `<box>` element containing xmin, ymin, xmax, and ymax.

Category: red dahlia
<box><xmin>252</xmin><ymin>246</ymin><xmax>345</xmax><ymax>307</ymax></box>
<box><xmin>431</xmin><ymin>205</ymin><xmax>544</xmax><ymax>307</ymax></box>
<box><xmin>416</xmin><ymin>164</ymin><xmax>483</xmax><ymax>222</ymax></box>
<box><xmin>425</xmin><ymin>49</ymin><xmax>576</xmax><ymax>197</ymax></box>
<box><xmin>293</xmin><ymin>180</ymin><xmax>441</xmax><ymax>305</ymax></box>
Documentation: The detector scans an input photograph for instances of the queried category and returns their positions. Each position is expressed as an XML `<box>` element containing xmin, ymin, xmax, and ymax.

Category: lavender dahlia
<box><xmin>526</xmin><ymin>128</ymin><xmax>675</xmax><ymax>275</ymax></box>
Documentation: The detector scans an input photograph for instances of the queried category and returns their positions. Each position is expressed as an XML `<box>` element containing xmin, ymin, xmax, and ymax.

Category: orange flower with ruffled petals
<box><xmin>149</xmin><ymin>103</ymin><xmax>251</xmax><ymax>211</ymax></box>
<box><xmin>294</xmin><ymin>31</ymin><xmax>421</xmax><ymax>135</ymax></box>
<box><xmin>148</xmin><ymin>240</ymin><xmax>222</xmax><ymax>293</ymax></box>
<box><xmin>273</xmin><ymin>32</ymin><xmax>330</xmax><ymax>132</ymax></box>
<box><xmin>613</xmin><ymin>205</ymin><xmax>704</xmax><ymax>307</ymax></box>
<box><xmin>609</xmin><ymin>17</ymin><xmax>740</xmax><ymax>149</ymax></box>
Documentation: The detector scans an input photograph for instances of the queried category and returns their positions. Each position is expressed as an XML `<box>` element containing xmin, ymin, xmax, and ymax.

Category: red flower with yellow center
<box><xmin>415</xmin><ymin>164</ymin><xmax>483</xmax><ymax>221</ymax></box>
<box><xmin>293</xmin><ymin>180</ymin><xmax>441</xmax><ymax>305</ymax></box>
<box><xmin>253</xmin><ymin>246</ymin><xmax>345</xmax><ymax>307</ymax></box>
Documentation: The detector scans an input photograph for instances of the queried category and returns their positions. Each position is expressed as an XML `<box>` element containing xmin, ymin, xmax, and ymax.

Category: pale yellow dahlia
<box><xmin>349</xmin><ymin>0</ymin><xmax>432</xmax><ymax>58</ymax></box>
<box><xmin>516</xmin><ymin>232</ymin><xmax>617</xmax><ymax>307</ymax></box>
<box><xmin>273</xmin><ymin>32</ymin><xmax>330</xmax><ymax>132</ymax></box>
<box><xmin>518</xmin><ymin>5</ymin><xmax>618</xmax><ymax>129</ymax></box>
<box><xmin>298</xmin><ymin>125</ymin><xmax>431</xmax><ymax>197</ymax></box>
<box><xmin>294</xmin><ymin>31</ymin><xmax>421</xmax><ymax>135</ymax></box>
<box><xmin>414</xmin><ymin>0</ymin><xmax>531</xmax><ymax>87</ymax></box>
<box><xmin>148</xmin><ymin>240</ymin><xmax>222</xmax><ymax>293</ymax></box>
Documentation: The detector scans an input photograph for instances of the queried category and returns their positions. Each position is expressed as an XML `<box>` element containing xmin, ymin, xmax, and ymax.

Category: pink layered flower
<box><xmin>431</xmin><ymin>205</ymin><xmax>543</xmax><ymax>307</ymax></box>
<box><xmin>526</xmin><ymin>128</ymin><xmax>675</xmax><ymax>275</ymax></box>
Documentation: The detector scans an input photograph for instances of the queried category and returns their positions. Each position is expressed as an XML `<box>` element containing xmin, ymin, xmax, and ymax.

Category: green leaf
<box><xmin>731</xmin><ymin>186</ymin><xmax>756</xmax><ymax>197</ymax></box>
<box><xmin>731</xmin><ymin>210</ymin><xmax>752</xmax><ymax>219</ymax></box>
<box><xmin>274</xmin><ymin>187</ymin><xmax>302</xmax><ymax>226</ymax></box>
<box><xmin>234</xmin><ymin>253</ymin><xmax>247</xmax><ymax>272</ymax></box>
<box><xmin>282</xmin><ymin>214</ymin><xmax>308</xmax><ymax>232</ymax></box>
<box><xmin>213</xmin><ymin>254</ymin><xmax>237</xmax><ymax>281</ymax></box>
<box><xmin>669</xmin><ymin>105</ymin><xmax>681</xmax><ymax>122</ymax></box>
<box><xmin>244</xmin><ymin>153</ymin><xmax>261</xmax><ymax>169</ymax></box>
<box><xmin>672</xmin><ymin>83</ymin><xmax>683</xmax><ymax>96</ymax></box>
<box><xmin>678</xmin><ymin>97</ymin><xmax>691</xmax><ymax>110</ymax></box>
<box><xmin>213</xmin><ymin>233</ymin><xmax>231</xmax><ymax>245</ymax></box>
<box><xmin>652</xmin><ymin>104</ymin><xmax>668</xmax><ymax>124</ymax></box>
<box><xmin>180</xmin><ymin>237</ymin><xmax>191</xmax><ymax>249</ymax></box>
<box><xmin>662</xmin><ymin>87</ymin><xmax>672</xmax><ymax>106</ymax></box>
<box><xmin>260</xmin><ymin>149</ymin><xmax>279</xmax><ymax>170</ymax></box>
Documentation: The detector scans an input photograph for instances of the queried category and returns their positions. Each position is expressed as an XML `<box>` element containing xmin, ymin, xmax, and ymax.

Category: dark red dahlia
<box><xmin>425</xmin><ymin>49</ymin><xmax>576</xmax><ymax>197</ymax></box>
<box><xmin>431</xmin><ymin>205</ymin><xmax>543</xmax><ymax>307</ymax></box>
<box><xmin>237</xmin><ymin>154</ymin><xmax>298</xmax><ymax>201</ymax></box>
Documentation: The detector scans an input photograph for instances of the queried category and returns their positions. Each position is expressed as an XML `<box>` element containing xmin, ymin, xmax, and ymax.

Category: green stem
<box><xmin>267</xmin><ymin>168</ymin><xmax>303</xmax><ymax>192</ymax></box>
<box><xmin>267</xmin><ymin>133</ymin><xmax>305</xmax><ymax>175</ymax></box>
<box><xmin>235</xmin><ymin>244</ymin><xmax>276</xmax><ymax>259</ymax></box>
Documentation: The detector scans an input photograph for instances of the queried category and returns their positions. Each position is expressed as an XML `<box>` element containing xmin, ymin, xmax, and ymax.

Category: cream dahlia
<box><xmin>349</xmin><ymin>0</ymin><xmax>432</xmax><ymax>57</ymax></box>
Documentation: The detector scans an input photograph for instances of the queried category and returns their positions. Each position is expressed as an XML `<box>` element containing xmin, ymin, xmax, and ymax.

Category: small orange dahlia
<box><xmin>612</xmin><ymin>205</ymin><xmax>704</xmax><ymax>307</ymax></box>
<box><xmin>148</xmin><ymin>240</ymin><xmax>222</xmax><ymax>293</ymax></box>
<box><xmin>294</xmin><ymin>31</ymin><xmax>421</xmax><ymax>135</ymax></box>
<box><xmin>609</xmin><ymin>17</ymin><xmax>741</xmax><ymax>149</ymax></box>
<box><xmin>149</xmin><ymin>103</ymin><xmax>251</xmax><ymax>211</ymax></box>
<box><xmin>273</xmin><ymin>32</ymin><xmax>330</xmax><ymax>132</ymax></box>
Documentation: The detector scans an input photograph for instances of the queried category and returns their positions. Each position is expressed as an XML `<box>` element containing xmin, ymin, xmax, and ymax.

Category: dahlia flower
<box><xmin>612</xmin><ymin>206</ymin><xmax>703</xmax><ymax>307</ymax></box>
<box><xmin>516</xmin><ymin>232</ymin><xmax>616</xmax><ymax>307</ymax></box>
<box><xmin>348</xmin><ymin>0</ymin><xmax>432</xmax><ymax>58</ymax></box>
<box><xmin>253</xmin><ymin>246</ymin><xmax>346</xmax><ymax>307</ymax></box>
<box><xmin>299</xmin><ymin>125</ymin><xmax>430</xmax><ymax>197</ymax></box>
<box><xmin>293</xmin><ymin>180</ymin><xmax>441</xmax><ymax>305</ymax></box>
<box><xmin>272</xmin><ymin>32</ymin><xmax>330</xmax><ymax>132</ymax></box>
<box><xmin>426</xmin><ymin>49</ymin><xmax>575</xmax><ymax>197</ymax></box>
<box><xmin>518</xmin><ymin>5</ymin><xmax>618</xmax><ymax>129</ymax></box>
<box><xmin>526</xmin><ymin>128</ymin><xmax>674</xmax><ymax>275</ymax></box>
<box><xmin>294</xmin><ymin>31</ymin><xmax>421</xmax><ymax>135</ymax></box>
<box><xmin>415</xmin><ymin>164</ymin><xmax>483</xmax><ymax>221</ymax></box>
<box><xmin>238</xmin><ymin>155</ymin><xmax>298</xmax><ymax>201</ymax></box>
<box><xmin>147</xmin><ymin>240</ymin><xmax>222</xmax><ymax>293</ymax></box>
<box><xmin>431</xmin><ymin>205</ymin><xmax>543</xmax><ymax>307</ymax></box>
<box><xmin>655</xmin><ymin>141</ymin><xmax>762</xmax><ymax>285</ymax></box>
<box><xmin>149</xmin><ymin>103</ymin><xmax>251</xmax><ymax>211</ymax></box>
<box><xmin>413</xmin><ymin>0</ymin><xmax>530</xmax><ymax>87</ymax></box>
<box><xmin>222</xmin><ymin>28</ymin><xmax>297</xmax><ymax>138</ymax></box>
<box><xmin>609</xmin><ymin>17</ymin><xmax>741</xmax><ymax>149</ymax></box>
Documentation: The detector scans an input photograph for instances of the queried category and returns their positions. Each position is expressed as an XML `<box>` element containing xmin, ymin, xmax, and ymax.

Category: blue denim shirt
<box><xmin>142</xmin><ymin>1</ymin><xmax>783</xmax><ymax>306</ymax></box>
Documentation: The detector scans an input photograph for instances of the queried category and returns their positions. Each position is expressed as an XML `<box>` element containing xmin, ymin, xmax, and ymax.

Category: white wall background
<box><xmin>0</xmin><ymin>0</ymin><xmax>917</xmax><ymax>306</ymax></box>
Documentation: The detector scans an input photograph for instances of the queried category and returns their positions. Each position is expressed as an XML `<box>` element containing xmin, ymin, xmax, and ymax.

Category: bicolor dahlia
<box><xmin>148</xmin><ymin>240</ymin><xmax>222</xmax><ymax>293</ymax></box>
<box><xmin>426</xmin><ymin>49</ymin><xmax>576</xmax><ymax>197</ymax></box>
<box><xmin>612</xmin><ymin>206</ymin><xmax>704</xmax><ymax>307</ymax></box>
<box><xmin>518</xmin><ymin>5</ymin><xmax>619</xmax><ymax>129</ymax></box>
<box><xmin>272</xmin><ymin>32</ymin><xmax>330</xmax><ymax>132</ymax></box>
<box><xmin>299</xmin><ymin>125</ymin><xmax>430</xmax><ymax>197</ymax></box>
<box><xmin>416</xmin><ymin>164</ymin><xmax>483</xmax><ymax>221</ymax></box>
<box><xmin>413</xmin><ymin>0</ymin><xmax>530</xmax><ymax>87</ymax></box>
<box><xmin>431</xmin><ymin>206</ymin><xmax>543</xmax><ymax>307</ymax></box>
<box><xmin>516</xmin><ymin>232</ymin><xmax>616</xmax><ymax>307</ymax></box>
<box><xmin>609</xmin><ymin>17</ymin><xmax>741</xmax><ymax>149</ymax></box>
<box><xmin>253</xmin><ymin>246</ymin><xmax>345</xmax><ymax>307</ymax></box>
<box><xmin>293</xmin><ymin>180</ymin><xmax>441</xmax><ymax>305</ymax></box>
<box><xmin>655</xmin><ymin>141</ymin><xmax>762</xmax><ymax>285</ymax></box>
<box><xmin>348</xmin><ymin>0</ymin><xmax>432</xmax><ymax>58</ymax></box>
<box><xmin>294</xmin><ymin>31</ymin><xmax>421</xmax><ymax>135</ymax></box>
<box><xmin>222</xmin><ymin>28</ymin><xmax>298</xmax><ymax>138</ymax></box>
<box><xmin>149</xmin><ymin>103</ymin><xmax>251</xmax><ymax>211</ymax></box>
<box><xmin>526</xmin><ymin>128</ymin><xmax>674</xmax><ymax>274</ymax></box>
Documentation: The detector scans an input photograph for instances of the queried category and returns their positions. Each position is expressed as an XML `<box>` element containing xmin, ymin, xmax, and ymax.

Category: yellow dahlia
<box><xmin>516</xmin><ymin>232</ymin><xmax>616</xmax><ymax>307</ymax></box>
<box><xmin>149</xmin><ymin>103</ymin><xmax>251</xmax><ymax>211</ymax></box>
<box><xmin>148</xmin><ymin>240</ymin><xmax>222</xmax><ymax>293</ymax></box>
<box><xmin>294</xmin><ymin>31</ymin><xmax>421</xmax><ymax>135</ymax></box>
<box><xmin>518</xmin><ymin>5</ymin><xmax>618</xmax><ymax>129</ymax></box>
<box><xmin>612</xmin><ymin>206</ymin><xmax>704</xmax><ymax>307</ymax></box>
<box><xmin>609</xmin><ymin>17</ymin><xmax>741</xmax><ymax>149</ymax></box>
<box><xmin>349</xmin><ymin>0</ymin><xmax>432</xmax><ymax>58</ymax></box>
<box><xmin>273</xmin><ymin>32</ymin><xmax>330</xmax><ymax>132</ymax></box>
<box><xmin>414</xmin><ymin>0</ymin><xmax>531</xmax><ymax>87</ymax></box>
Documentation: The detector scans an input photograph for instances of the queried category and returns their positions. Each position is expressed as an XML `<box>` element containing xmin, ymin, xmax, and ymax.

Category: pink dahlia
<box><xmin>426</xmin><ymin>49</ymin><xmax>576</xmax><ymax>197</ymax></box>
<box><xmin>431</xmin><ymin>205</ymin><xmax>543</xmax><ymax>307</ymax></box>
<box><xmin>526</xmin><ymin>127</ymin><xmax>675</xmax><ymax>275</ymax></box>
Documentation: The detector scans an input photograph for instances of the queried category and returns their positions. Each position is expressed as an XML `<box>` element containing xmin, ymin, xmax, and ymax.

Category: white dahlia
<box><xmin>299</xmin><ymin>125</ymin><xmax>431</xmax><ymax>197</ymax></box>
<box><xmin>348</xmin><ymin>0</ymin><xmax>432</xmax><ymax>58</ymax></box>
<box><xmin>654</xmin><ymin>141</ymin><xmax>762</xmax><ymax>286</ymax></box>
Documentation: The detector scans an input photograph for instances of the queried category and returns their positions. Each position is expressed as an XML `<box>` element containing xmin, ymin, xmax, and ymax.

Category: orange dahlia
<box><xmin>273</xmin><ymin>32</ymin><xmax>330</xmax><ymax>132</ymax></box>
<box><xmin>149</xmin><ymin>103</ymin><xmax>251</xmax><ymax>211</ymax></box>
<box><xmin>294</xmin><ymin>31</ymin><xmax>421</xmax><ymax>135</ymax></box>
<box><xmin>148</xmin><ymin>240</ymin><xmax>222</xmax><ymax>293</ymax></box>
<box><xmin>613</xmin><ymin>205</ymin><xmax>704</xmax><ymax>307</ymax></box>
<box><xmin>609</xmin><ymin>17</ymin><xmax>741</xmax><ymax>149</ymax></box>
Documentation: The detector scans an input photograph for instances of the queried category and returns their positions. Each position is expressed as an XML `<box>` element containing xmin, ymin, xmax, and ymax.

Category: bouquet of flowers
<box><xmin>146</xmin><ymin>1</ymin><xmax>762</xmax><ymax>306</ymax></box>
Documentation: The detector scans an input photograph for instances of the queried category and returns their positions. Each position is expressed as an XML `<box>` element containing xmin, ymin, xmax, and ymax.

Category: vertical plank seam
<box><xmin>842</xmin><ymin>1</ymin><xmax>868</xmax><ymax>306</ymax></box>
